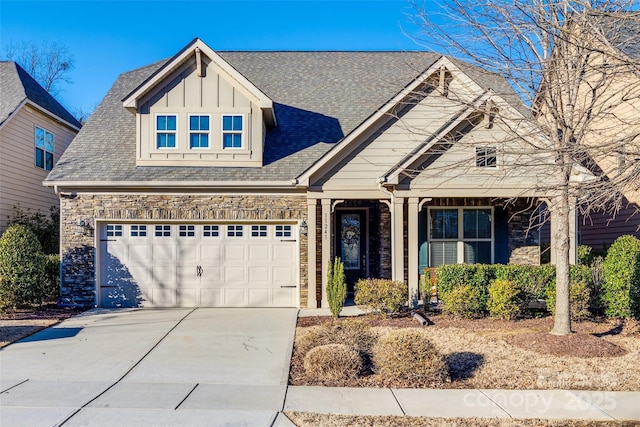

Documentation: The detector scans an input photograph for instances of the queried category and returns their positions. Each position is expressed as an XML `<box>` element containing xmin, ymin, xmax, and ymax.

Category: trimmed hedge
<box><xmin>487</xmin><ymin>279</ymin><xmax>523</xmax><ymax>320</ymax></box>
<box><xmin>601</xmin><ymin>235</ymin><xmax>640</xmax><ymax>319</ymax></box>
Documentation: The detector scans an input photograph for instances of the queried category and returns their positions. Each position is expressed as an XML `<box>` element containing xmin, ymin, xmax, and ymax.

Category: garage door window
<box><xmin>275</xmin><ymin>225</ymin><xmax>292</xmax><ymax>237</ymax></box>
<box><xmin>179</xmin><ymin>225</ymin><xmax>196</xmax><ymax>237</ymax></box>
<box><xmin>227</xmin><ymin>225</ymin><xmax>244</xmax><ymax>237</ymax></box>
<box><xmin>131</xmin><ymin>225</ymin><xmax>147</xmax><ymax>237</ymax></box>
<box><xmin>251</xmin><ymin>225</ymin><xmax>268</xmax><ymax>237</ymax></box>
<box><xmin>107</xmin><ymin>224</ymin><xmax>123</xmax><ymax>237</ymax></box>
<box><xmin>203</xmin><ymin>225</ymin><xmax>219</xmax><ymax>237</ymax></box>
<box><xmin>155</xmin><ymin>225</ymin><xmax>171</xmax><ymax>237</ymax></box>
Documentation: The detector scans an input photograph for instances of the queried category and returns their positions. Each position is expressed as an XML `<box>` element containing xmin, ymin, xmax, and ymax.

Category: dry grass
<box><xmin>304</xmin><ymin>344</ymin><xmax>363</xmax><ymax>384</ymax></box>
<box><xmin>284</xmin><ymin>412</ymin><xmax>638</xmax><ymax>427</ymax></box>
<box><xmin>290</xmin><ymin>315</ymin><xmax>640</xmax><ymax>391</ymax></box>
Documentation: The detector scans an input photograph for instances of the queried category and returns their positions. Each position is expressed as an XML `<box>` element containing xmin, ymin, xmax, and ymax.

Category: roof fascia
<box><xmin>44</xmin><ymin>180</ymin><xmax>298</xmax><ymax>190</ymax></box>
<box><xmin>24</xmin><ymin>100</ymin><xmax>81</xmax><ymax>132</ymax></box>
<box><xmin>383</xmin><ymin>90</ymin><xmax>494</xmax><ymax>185</ymax></box>
<box><xmin>296</xmin><ymin>55</ymin><xmax>489</xmax><ymax>186</ymax></box>
<box><xmin>0</xmin><ymin>98</ymin><xmax>27</xmax><ymax>131</ymax></box>
<box><xmin>121</xmin><ymin>38</ymin><xmax>275</xmax><ymax>124</ymax></box>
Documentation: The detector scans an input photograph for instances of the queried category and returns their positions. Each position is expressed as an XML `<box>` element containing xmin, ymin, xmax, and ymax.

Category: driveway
<box><xmin>0</xmin><ymin>308</ymin><xmax>298</xmax><ymax>427</ymax></box>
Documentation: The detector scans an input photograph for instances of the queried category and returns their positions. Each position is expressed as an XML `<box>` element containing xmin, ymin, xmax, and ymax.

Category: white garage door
<box><xmin>98</xmin><ymin>223</ymin><xmax>299</xmax><ymax>308</ymax></box>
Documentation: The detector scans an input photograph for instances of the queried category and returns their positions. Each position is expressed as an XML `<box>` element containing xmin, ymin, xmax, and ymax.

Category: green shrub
<box><xmin>6</xmin><ymin>205</ymin><xmax>59</xmax><ymax>255</ymax></box>
<box><xmin>436</xmin><ymin>264</ymin><xmax>493</xmax><ymax>307</ymax></box>
<box><xmin>0</xmin><ymin>224</ymin><xmax>47</xmax><ymax>312</ymax></box>
<box><xmin>601</xmin><ymin>235</ymin><xmax>640</xmax><ymax>319</ymax></box>
<box><xmin>545</xmin><ymin>280</ymin><xmax>592</xmax><ymax>320</ymax></box>
<box><xmin>354</xmin><ymin>278</ymin><xmax>408</xmax><ymax>317</ymax></box>
<box><xmin>494</xmin><ymin>264</ymin><xmax>555</xmax><ymax>301</ymax></box>
<box><xmin>373</xmin><ymin>329</ymin><xmax>449</xmax><ymax>386</ymax></box>
<box><xmin>44</xmin><ymin>254</ymin><xmax>60</xmax><ymax>302</ymax></box>
<box><xmin>578</xmin><ymin>245</ymin><xmax>593</xmax><ymax>266</ymax></box>
<box><xmin>487</xmin><ymin>279</ymin><xmax>522</xmax><ymax>320</ymax></box>
<box><xmin>295</xmin><ymin>318</ymin><xmax>376</xmax><ymax>356</ymax></box>
<box><xmin>303</xmin><ymin>343</ymin><xmax>362</xmax><ymax>384</ymax></box>
<box><xmin>440</xmin><ymin>284</ymin><xmax>485</xmax><ymax>318</ymax></box>
<box><xmin>327</xmin><ymin>257</ymin><xmax>346</xmax><ymax>318</ymax></box>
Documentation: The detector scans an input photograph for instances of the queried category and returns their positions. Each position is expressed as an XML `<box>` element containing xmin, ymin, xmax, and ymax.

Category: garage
<box><xmin>98</xmin><ymin>222</ymin><xmax>299</xmax><ymax>308</ymax></box>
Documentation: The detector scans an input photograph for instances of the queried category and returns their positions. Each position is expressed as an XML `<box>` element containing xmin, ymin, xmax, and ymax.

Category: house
<box><xmin>0</xmin><ymin>62</ymin><xmax>81</xmax><ymax>233</ymax></box>
<box><xmin>45</xmin><ymin>38</ymin><xmax>572</xmax><ymax>309</ymax></box>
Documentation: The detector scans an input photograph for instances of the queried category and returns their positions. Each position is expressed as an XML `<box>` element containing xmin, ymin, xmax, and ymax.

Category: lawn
<box><xmin>290</xmin><ymin>313</ymin><xmax>640</xmax><ymax>391</ymax></box>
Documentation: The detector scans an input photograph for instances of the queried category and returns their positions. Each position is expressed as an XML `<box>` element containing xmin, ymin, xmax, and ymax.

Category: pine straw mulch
<box><xmin>0</xmin><ymin>304</ymin><xmax>86</xmax><ymax>348</ymax></box>
<box><xmin>285</xmin><ymin>412</ymin><xmax>640</xmax><ymax>427</ymax></box>
<box><xmin>290</xmin><ymin>313</ymin><xmax>640</xmax><ymax>391</ymax></box>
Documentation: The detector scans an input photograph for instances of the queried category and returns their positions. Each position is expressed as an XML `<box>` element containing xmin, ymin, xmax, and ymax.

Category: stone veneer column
<box><xmin>408</xmin><ymin>197</ymin><xmax>419</xmax><ymax>307</ymax></box>
<box><xmin>320</xmin><ymin>199</ymin><xmax>331</xmax><ymax>308</ymax></box>
<box><xmin>307</xmin><ymin>199</ymin><xmax>318</xmax><ymax>308</ymax></box>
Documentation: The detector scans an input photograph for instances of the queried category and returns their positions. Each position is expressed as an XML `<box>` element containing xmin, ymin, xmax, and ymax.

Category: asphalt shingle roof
<box><xmin>0</xmin><ymin>61</ymin><xmax>81</xmax><ymax>128</ymax></box>
<box><xmin>46</xmin><ymin>51</ymin><xmax>522</xmax><ymax>184</ymax></box>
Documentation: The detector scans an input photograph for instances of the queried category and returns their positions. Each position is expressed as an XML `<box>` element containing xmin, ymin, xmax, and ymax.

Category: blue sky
<box><xmin>1</xmin><ymin>0</ymin><xmax>427</xmax><ymax>116</ymax></box>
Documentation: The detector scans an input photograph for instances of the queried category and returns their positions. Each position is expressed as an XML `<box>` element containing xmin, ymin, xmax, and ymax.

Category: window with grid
<box><xmin>227</xmin><ymin>225</ymin><xmax>244</xmax><ymax>237</ymax></box>
<box><xmin>189</xmin><ymin>115</ymin><xmax>210</xmax><ymax>148</ymax></box>
<box><xmin>131</xmin><ymin>225</ymin><xmax>147</xmax><ymax>237</ymax></box>
<box><xmin>156</xmin><ymin>115</ymin><xmax>177</xmax><ymax>148</ymax></box>
<box><xmin>35</xmin><ymin>127</ymin><xmax>54</xmax><ymax>171</ymax></box>
<box><xmin>179</xmin><ymin>225</ymin><xmax>196</xmax><ymax>237</ymax></box>
<box><xmin>275</xmin><ymin>225</ymin><xmax>292</xmax><ymax>237</ymax></box>
<box><xmin>222</xmin><ymin>115</ymin><xmax>243</xmax><ymax>149</ymax></box>
<box><xmin>107</xmin><ymin>224</ymin><xmax>123</xmax><ymax>237</ymax></box>
<box><xmin>251</xmin><ymin>225</ymin><xmax>268</xmax><ymax>237</ymax></box>
<box><xmin>429</xmin><ymin>208</ymin><xmax>492</xmax><ymax>267</ymax></box>
<box><xmin>475</xmin><ymin>146</ymin><xmax>497</xmax><ymax>168</ymax></box>
<box><xmin>154</xmin><ymin>225</ymin><xmax>171</xmax><ymax>237</ymax></box>
<box><xmin>203</xmin><ymin>225</ymin><xmax>219</xmax><ymax>237</ymax></box>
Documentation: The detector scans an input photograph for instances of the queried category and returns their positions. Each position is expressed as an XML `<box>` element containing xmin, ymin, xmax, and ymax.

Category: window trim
<box><xmin>428</xmin><ymin>206</ymin><xmax>494</xmax><ymax>266</ymax></box>
<box><xmin>188</xmin><ymin>114</ymin><xmax>211</xmax><ymax>149</ymax></box>
<box><xmin>221</xmin><ymin>114</ymin><xmax>244</xmax><ymax>150</ymax></box>
<box><xmin>475</xmin><ymin>146</ymin><xmax>497</xmax><ymax>168</ymax></box>
<box><xmin>155</xmin><ymin>114</ymin><xmax>178</xmax><ymax>149</ymax></box>
<box><xmin>34</xmin><ymin>126</ymin><xmax>55</xmax><ymax>171</ymax></box>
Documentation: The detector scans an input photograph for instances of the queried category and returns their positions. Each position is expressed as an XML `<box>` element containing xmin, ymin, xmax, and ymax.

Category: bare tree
<box><xmin>3</xmin><ymin>40</ymin><xmax>74</xmax><ymax>96</ymax></box>
<box><xmin>408</xmin><ymin>0</ymin><xmax>640</xmax><ymax>335</ymax></box>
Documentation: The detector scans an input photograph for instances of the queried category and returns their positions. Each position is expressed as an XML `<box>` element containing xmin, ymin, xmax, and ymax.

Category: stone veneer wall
<box><xmin>60</xmin><ymin>194</ymin><xmax>308</xmax><ymax>307</ymax></box>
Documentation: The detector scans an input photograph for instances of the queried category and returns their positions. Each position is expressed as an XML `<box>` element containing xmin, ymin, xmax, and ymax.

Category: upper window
<box><xmin>156</xmin><ymin>115</ymin><xmax>177</xmax><ymax>148</ymax></box>
<box><xmin>222</xmin><ymin>115</ymin><xmax>243</xmax><ymax>149</ymax></box>
<box><xmin>476</xmin><ymin>147</ymin><xmax>497</xmax><ymax>168</ymax></box>
<box><xmin>35</xmin><ymin>127</ymin><xmax>54</xmax><ymax>171</ymax></box>
<box><xmin>189</xmin><ymin>115</ymin><xmax>210</xmax><ymax>149</ymax></box>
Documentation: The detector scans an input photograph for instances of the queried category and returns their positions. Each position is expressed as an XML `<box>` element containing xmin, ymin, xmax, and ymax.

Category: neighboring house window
<box><xmin>156</xmin><ymin>115</ymin><xmax>177</xmax><ymax>148</ymax></box>
<box><xmin>34</xmin><ymin>127</ymin><xmax>54</xmax><ymax>171</ymax></box>
<box><xmin>429</xmin><ymin>208</ymin><xmax>492</xmax><ymax>267</ymax></box>
<box><xmin>476</xmin><ymin>146</ymin><xmax>497</xmax><ymax>168</ymax></box>
<box><xmin>189</xmin><ymin>115</ymin><xmax>210</xmax><ymax>148</ymax></box>
<box><xmin>251</xmin><ymin>225</ymin><xmax>268</xmax><ymax>237</ymax></box>
<box><xmin>222</xmin><ymin>115</ymin><xmax>243</xmax><ymax>149</ymax></box>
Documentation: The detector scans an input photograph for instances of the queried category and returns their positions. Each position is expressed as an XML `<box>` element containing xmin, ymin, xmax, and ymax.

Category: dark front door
<box><xmin>336</xmin><ymin>210</ymin><xmax>367</xmax><ymax>294</ymax></box>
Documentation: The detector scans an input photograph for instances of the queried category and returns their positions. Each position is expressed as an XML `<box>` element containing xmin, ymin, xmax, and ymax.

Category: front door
<box><xmin>335</xmin><ymin>210</ymin><xmax>367</xmax><ymax>294</ymax></box>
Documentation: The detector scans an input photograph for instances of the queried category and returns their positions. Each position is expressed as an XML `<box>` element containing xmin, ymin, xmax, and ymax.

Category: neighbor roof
<box><xmin>46</xmin><ymin>50</ymin><xmax>523</xmax><ymax>185</ymax></box>
<box><xmin>0</xmin><ymin>61</ymin><xmax>81</xmax><ymax>128</ymax></box>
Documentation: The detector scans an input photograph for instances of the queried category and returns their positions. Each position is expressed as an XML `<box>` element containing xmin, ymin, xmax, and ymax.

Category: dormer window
<box><xmin>156</xmin><ymin>115</ymin><xmax>177</xmax><ymax>148</ymax></box>
<box><xmin>189</xmin><ymin>115</ymin><xmax>210</xmax><ymax>148</ymax></box>
<box><xmin>222</xmin><ymin>115</ymin><xmax>243</xmax><ymax>149</ymax></box>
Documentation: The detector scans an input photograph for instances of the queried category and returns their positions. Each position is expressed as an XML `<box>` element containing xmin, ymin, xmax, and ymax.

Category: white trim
<box><xmin>154</xmin><ymin>113</ymin><xmax>178</xmax><ymax>149</ymax></box>
<box><xmin>221</xmin><ymin>114</ymin><xmax>245</xmax><ymax>150</ymax></box>
<box><xmin>0</xmin><ymin>99</ymin><xmax>81</xmax><ymax>132</ymax></box>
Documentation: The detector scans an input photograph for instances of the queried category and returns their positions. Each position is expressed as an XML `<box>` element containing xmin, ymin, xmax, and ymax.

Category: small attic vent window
<box><xmin>476</xmin><ymin>147</ymin><xmax>497</xmax><ymax>168</ymax></box>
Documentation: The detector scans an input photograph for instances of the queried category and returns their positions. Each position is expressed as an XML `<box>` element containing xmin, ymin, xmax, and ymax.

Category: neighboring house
<box><xmin>573</xmin><ymin>19</ymin><xmax>640</xmax><ymax>248</ymax></box>
<box><xmin>45</xmin><ymin>39</ymin><xmax>568</xmax><ymax>309</ymax></box>
<box><xmin>0</xmin><ymin>61</ymin><xmax>81</xmax><ymax>233</ymax></box>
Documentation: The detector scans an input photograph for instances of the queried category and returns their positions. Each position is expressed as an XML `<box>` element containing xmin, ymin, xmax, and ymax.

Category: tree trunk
<box><xmin>551</xmin><ymin>194</ymin><xmax>572</xmax><ymax>335</ymax></box>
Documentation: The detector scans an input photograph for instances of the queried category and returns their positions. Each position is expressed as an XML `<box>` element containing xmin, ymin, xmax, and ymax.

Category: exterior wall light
<box><xmin>76</xmin><ymin>219</ymin><xmax>94</xmax><ymax>236</ymax></box>
<box><xmin>299</xmin><ymin>219</ymin><xmax>308</xmax><ymax>236</ymax></box>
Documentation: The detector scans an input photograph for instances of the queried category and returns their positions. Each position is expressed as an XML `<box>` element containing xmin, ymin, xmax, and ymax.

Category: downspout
<box><xmin>377</xmin><ymin>177</ymin><xmax>395</xmax><ymax>280</ymax></box>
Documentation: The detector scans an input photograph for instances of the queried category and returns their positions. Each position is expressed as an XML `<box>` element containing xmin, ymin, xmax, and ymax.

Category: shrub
<box><xmin>354</xmin><ymin>278</ymin><xmax>408</xmax><ymax>317</ymax></box>
<box><xmin>327</xmin><ymin>257</ymin><xmax>346</xmax><ymax>318</ymax></box>
<box><xmin>578</xmin><ymin>245</ymin><xmax>593</xmax><ymax>266</ymax></box>
<box><xmin>373</xmin><ymin>329</ymin><xmax>449</xmax><ymax>386</ymax></box>
<box><xmin>440</xmin><ymin>284</ymin><xmax>485</xmax><ymax>318</ymax></box>
<box><xmin>0</xmin><ymin>225</ymin><xmax>47</xmax><ymax>312</ymax></box>
<box><xmin>545</xmin><ymin>280</ymin><xmax>592</xmax><ymax>320</ymax></box>
<box><xmin>487</xmin><ymin>279</ymin><xmax>522</xmax><ymax>320</ymax></box>
<box><xmin>494</xmin><ymin>264</ymin><xmax>555</xmax><ymax>301</ymax></box>
<box><xmin>437</xmin><ymin>264</ymin><xmax>492</xmax><ymax>307</ymax></box>
<box><xmin>602</xmin><ymin>235</ymin><xmax>640</xmax><ymax>319</ymax></box>
<box><xmin>303</xmin><ymin>343</ymin><xmax>362</xmax><ymax>384</ymax></box>
<box><xmin>295</xmin><ymin>318</ymin><xmax>376</xmax><ymax>356</ymax></box>
<box><xmin>6</xmin><ymin>205</ymin><xmax>59</xmax><ymax>255</ymax></box>
<box><xmin>44</xmin><ymin>254</ymin><xmax>60</xmax><ymax>302</ymax></box>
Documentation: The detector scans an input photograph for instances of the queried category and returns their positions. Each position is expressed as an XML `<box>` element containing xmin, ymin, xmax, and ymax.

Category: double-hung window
<box><xmin>35</xmin><ymin>127</ymin><xmax>54</xmax><ymax>171</ymax></box>
<box><xmin>156</xmin><ymin>115</ymin><xmax>177</xmax><ymax>148</ymax></box>
<box><xmin>189</xmin><ymin>115</ymin><xmax>210</xmax><ymax>148</ymax></box>
<box><xmin>429</xmin><ymin>208</ymin><xmax>492</xmax><ymax>267</ymax></box>
<box><xmin>222</xmin><ymin>115</ymin><xmax>243</xmax><ymax>149</ymax></box>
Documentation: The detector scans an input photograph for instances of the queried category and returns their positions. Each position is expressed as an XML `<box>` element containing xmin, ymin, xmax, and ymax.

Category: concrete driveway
<box><xmin>0</xmin><ymin>308</ymin><xmax>298</xmax><ymax>427</ymax></box>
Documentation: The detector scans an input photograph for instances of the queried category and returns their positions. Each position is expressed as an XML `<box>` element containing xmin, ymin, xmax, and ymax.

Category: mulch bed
<box><xmin>0</xmin><ymin>304</ymin><xmax>85</xmax><ymax>321</ymax></box>
<box><xmin>508</xmin><ymin>331</ymin><xmax>627</xmax><ymax>358</ymax></box>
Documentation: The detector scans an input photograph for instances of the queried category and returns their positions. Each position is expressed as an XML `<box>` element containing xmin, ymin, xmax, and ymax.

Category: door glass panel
<box><xmin>341</xmin><ymin>214</ymin><xmax>361</xmax><ymax>270</ymax></box>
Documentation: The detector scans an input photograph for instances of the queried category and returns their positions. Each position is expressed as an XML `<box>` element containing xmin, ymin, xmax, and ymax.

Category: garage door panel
<box><xmin>249</xmin><ymin>245</ymin><xmax>270</xmax><ymax>261</ymax></box>
<box><xmin>200</xmin><ymin>289</ymin><xmax>223</xmax><ymax>306</ymax></box>
<box><xmin>248</xmin><ymin>266</ymin><xmax>270</xmax><ymax>283</ymax></box>
<box><xmin>273</xmin><ymin>245</ymin><xmax>296</xmax><ymax>262</ymax></box>
<box><xmin>224</xmin><ymin>245</ymin><xmax>247</xmax><ymax>262</ymax></box>
<box><xmin>273</xmin><ymin>289</ymin><xmax>297</xmax><ymax>307</ymax></box>
<box><xmin>248</xmin><ymin>289</ymin><xmax>271</xmax><ymax>306</ymax></box>
<box><xmin>100</xmin><ymin>285</ymin><xmax>143</xmax><ymax>308</ymax></box>
<box><xmin>224</xmin><ymin>289</ymin><xmax>247</xmax><ymax>306</ymax></box>
<box><xmin>223</xmin><ymin>266</ymin><xmax>246</xmax><ymax>284</ymax></box>
<box><xmin>177</xmin><ymin>289</ymin><xmax>199</xmax><ymax>306</ymax></box>
<box><xmin>151</xmin><ymin>288</ymin><xmax>176</xmax><ymax>306</ymax></box>
<box><xmin>151</xmin><ymin>266</ymin><xmax>176</xmax><ymax>288</ymax></box>
<box><xmin>273</xmin><ymin>266</ymin><xmax>295</xmax><ymax>285</ymax></box>
<box><xmin>152</xmin><ymin>244</ymin><xmax>175</xmax><ymax>263</ymax></box>
<box><xmin>128</xmin><ymin>244</ymin><xmax>152</xmax><ymax>265</ymax></box>
<box><xmin>200</xmin><ymin>244</ymin><xmax>223</xmax><ymax>264</ymax></box>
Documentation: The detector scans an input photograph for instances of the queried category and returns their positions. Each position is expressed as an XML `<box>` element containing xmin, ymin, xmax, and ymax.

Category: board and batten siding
<box><xmin>0</xmin><ymin>105</ymin><xmax>76</xmax><ymax>232</ymax></box>
<box><xmin>137</xmin><ymin>55</ymin><xmax>264</xmax><ymax>167</ymax></box>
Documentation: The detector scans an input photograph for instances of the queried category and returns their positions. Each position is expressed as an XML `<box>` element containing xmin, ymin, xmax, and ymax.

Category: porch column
<box><xmin>393</xmin><ymin>197</ymin><xmax>405</xmax><ymax>282</ymax></box>
<box><xmin>321</xmin><ymin>199</ymin><xmax>331</xmax><ymax>308</ymax></box>
<box><xmin>306</xmin><ymin>198</ymin><xmax>318</xmax><ymax>308</ymax></box>
<box><xmin>408</xmin><ymin>197</ymin><xmax>419</xmax><ymax>307</ymax></box>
